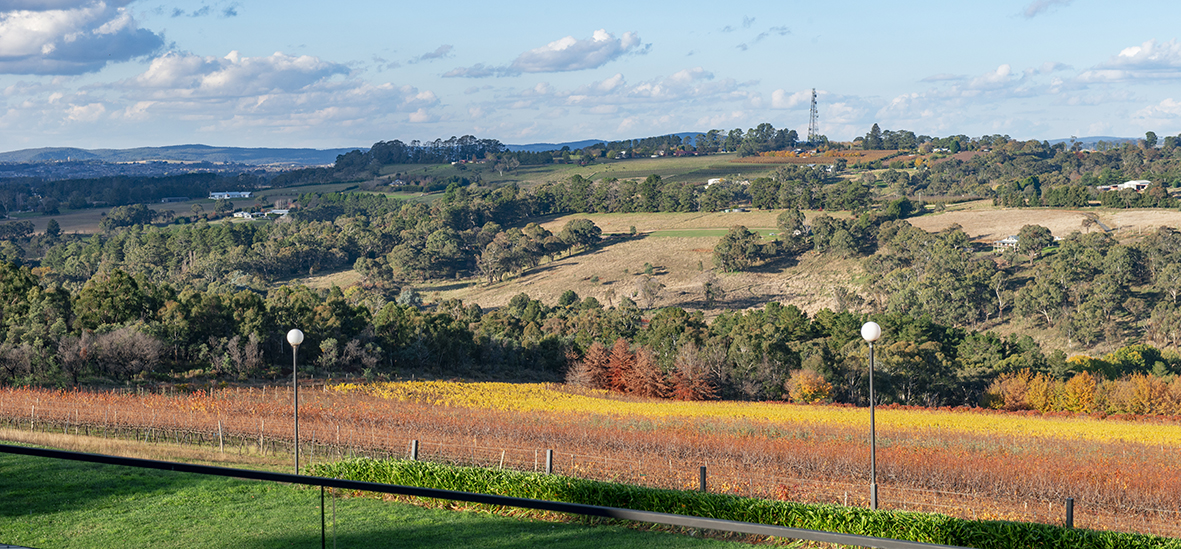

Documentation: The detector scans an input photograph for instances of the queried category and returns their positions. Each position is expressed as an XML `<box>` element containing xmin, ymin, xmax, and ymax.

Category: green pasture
<box><xmin>376</xmin><ymin>154</ymin><xmax>773</xmax><ymax>189</ymax></box>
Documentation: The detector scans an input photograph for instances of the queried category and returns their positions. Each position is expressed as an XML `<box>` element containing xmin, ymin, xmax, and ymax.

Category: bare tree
<box><xmin>95</xmin><ymin>327</ymin><xmax>162</xmax><ymax>381</ymax></box>
<box><xmin>0</xmin><ymin>343</ymin><xmax>32</xmax><ymax>384</ymax></box>
<box><xmin>635</xmin><ymin>275</ymin><xmax>664</xmax><ymax>309</ymax></box>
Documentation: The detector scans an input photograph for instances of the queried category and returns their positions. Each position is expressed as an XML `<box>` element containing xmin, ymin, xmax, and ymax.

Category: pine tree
<box><xmin>566</xmin><ymin>341</ymin><xmax>610</xmax><ymax>389</ymax></box>
<box><xmin>627</xmin><ymin>346</ymin><xmax>669</xmax><ymax>398</ymax></box>
<box><xmin>606</xmin><ymin>338</ymin><xmax>634</xmax><ymax>392</ymax></box>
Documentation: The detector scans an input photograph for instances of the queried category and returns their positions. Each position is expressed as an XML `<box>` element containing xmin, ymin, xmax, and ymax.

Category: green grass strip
<box><xmin>309</xmin><ymin>458</ymin><xmax>1181</xmax><ymax>549</ymax></box>
<box><xmin>0</xmin><ymin>452</ymin><xmax>753</xmax><ymax>549</ymax></box>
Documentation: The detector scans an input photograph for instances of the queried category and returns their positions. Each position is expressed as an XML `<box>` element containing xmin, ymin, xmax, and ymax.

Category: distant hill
<box><xmin>1046</xmin><ymin>136</ymin><xmax>1139</xmax><ymax>148</ymax></box>
<box><xmin>506</xmin><ymin>132</ymin><xmax>702</xmax><ymax>152</ymax></box>
<box><xmin>0</xmin><ymin>144</ymin><xmax>365</xmax><ymax>166</ymax></box>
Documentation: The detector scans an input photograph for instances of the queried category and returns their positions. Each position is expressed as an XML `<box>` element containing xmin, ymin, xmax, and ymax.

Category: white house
<box><xmin>993</xmin><ymin>235</ymin><xmax>1019</xmax><ymax>251</ymax></box>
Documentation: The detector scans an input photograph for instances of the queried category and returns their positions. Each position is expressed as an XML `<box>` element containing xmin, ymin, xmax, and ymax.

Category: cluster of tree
<box><xmin>860</xmin><ymin>124</ymin><xmax>927</xmax><ymax>151</ymax></box>
<box><xmin>846</xmin><ymin>213</ymin><xmax>1181</xmax><ymax>350</ymax></box>
<box><xmin>985</xmin><ymin>363</ymin><xmax>1181</xmax><ymax>416</ymax></box>
<box><xmin>725</xmin><ymin>123</ymin><xmax>802</xmax><ymax>156</ymax></box>
<box><xmin>601</xmin><ymin>134</ymin><xmax>693</xmax><ymax>156</ymax></box>
<box><xmin>334</xmin><ymin>137</ymin><xmax>506</xmax><ymax>175</ymax></box>
<box><xmin>749</xmin><ymin>173</ymin><xmax>869</xmax><ymax>212</ymax></box>
<box><xmin>848</xmin><ymin>124</ymin><xmax>1181</xmax><ymax>204</ymax></box>
<box><xmin>566</xmin><ymin>338</ymin><xmax>716</xmax><ymax>400</ymax></box>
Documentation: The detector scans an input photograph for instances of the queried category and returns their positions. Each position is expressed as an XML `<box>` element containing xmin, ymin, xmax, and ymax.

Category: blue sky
<box><xmin>1</xmin><ymin>0</ymin><xmax>1180</xmax><ymax>150</ymax></box>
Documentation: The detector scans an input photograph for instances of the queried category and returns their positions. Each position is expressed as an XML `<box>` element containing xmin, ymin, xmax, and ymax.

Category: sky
<box><xmin>1</xmin><ymin>0</ymin><xmax>1180</xmax><ymax>151</ymax></box>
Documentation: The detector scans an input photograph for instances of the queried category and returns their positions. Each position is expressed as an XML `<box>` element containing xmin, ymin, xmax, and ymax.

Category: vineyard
<box><xmin>2</xmin><ymin>382</ymin><xmax>1179</xmax><ymax>539</ymax></box>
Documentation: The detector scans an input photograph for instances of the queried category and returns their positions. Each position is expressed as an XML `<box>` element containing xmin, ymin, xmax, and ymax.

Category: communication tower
<box><xmin>807</xmin><ymin>88</ymin><xmax>820</xmax><ymax>145</ymax></box>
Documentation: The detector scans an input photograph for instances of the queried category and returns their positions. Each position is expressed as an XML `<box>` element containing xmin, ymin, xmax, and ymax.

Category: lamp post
<box><xmin>287</xmin><ymin>328</ymin><xmax>304</xmax><ymax>475</ymax></box>
<box><xmin>860</xmin><ymin>321</ymin><xmax>881</xmax><ymax>510</ymax></box>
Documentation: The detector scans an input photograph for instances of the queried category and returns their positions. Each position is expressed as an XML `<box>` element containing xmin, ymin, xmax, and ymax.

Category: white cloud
<box><xmin>0</xmin><ymin>0</ymin><xmax>163</xmax><ymax>74</ymax></box>
<box><xmin>771</xmin><ymin>89</ymin><xmax>812</xmax><ymax>109</ymax></box>
<box><xmin>66</xmin><ymin>101</ymin><xmax>104</xmax><ymax>121</ymax></box>
<box><xmin>695</xmin><ymin>110</ymin><xmax>745</xmax><ymax>128</ymax></box>
<box><xmin>128</xmin><ymin>51</ymin><xmax>349</xmax><ymax>98</ymax></box>
<box><xmin>511</xmin><ymin>29</ymin><xmax>640</xmax><ymax>72</ymax></box>
<box><xmin>1135</xmin><ymin>97</ymin><xmax>1181</xmax><ymax>120</ymax></box>
<box><xmin>921</xmin><ymin>73</ymin><xmax>965</xmax><ymax>83</ymax></box>
<box><xmin>1023</xmin><ymin>0</ymin><xmax>1073</xmax><ymax>18</ymax></box>
<box><xmin>408</xmin><ymin>108</ymin><xmax>437</xmax><ymax>123</ymax></box>
<box><xmin>411</xmin><ymin>44</ymin><xmax>452</xmax><ymax>63</ymax></box>
<box><xmin>444</xmin><ymin>29</ymin><xmax>642</xmax><ymax>77</ymax></box>
<box><xmin>1078</xmin><ymin>39</ymin><xmax>1181</xmax><ymax>82</ymax></box>
<box><xmin>443</xmin><ymin>63</ymin><xmax>496</xmax><ymax>78</ymax></box>
<box><xmin>1036</xmin><ymin>61</ymin><xmax>1072</xmax><ymax>74</ymax></box>
<box><xmin>45</xmin><ymin>50</ymin><xmax>447</xmax><ymax>137</ymax></box>
<box><xmin>968</xmin><ymin>64</ymin><xmax>1018</xmax><ymax>90</ymax></box>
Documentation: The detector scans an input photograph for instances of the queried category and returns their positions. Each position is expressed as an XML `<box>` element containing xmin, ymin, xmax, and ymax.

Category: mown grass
<box><xmin>310</xmin><ymin>458</ymin><xmax>1181</xmax><ymax>549</ymax></box>
<box><xmin>0</xmin><ymin>450</ymin><xmax>753</xmax><ymax>549</ymax></box>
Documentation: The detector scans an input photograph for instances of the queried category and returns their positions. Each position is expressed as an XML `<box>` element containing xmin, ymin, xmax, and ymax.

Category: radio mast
<box><xmin>807</xmin><ymin>88</ymin><xmax>820</xmax><ymax>145</ymax></box>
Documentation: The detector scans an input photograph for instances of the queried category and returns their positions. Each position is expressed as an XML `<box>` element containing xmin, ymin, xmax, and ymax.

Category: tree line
<box><xmin>6</xmin><ymin>252</ymin><xmax>1179</xmax><ymax>413</ymax></box>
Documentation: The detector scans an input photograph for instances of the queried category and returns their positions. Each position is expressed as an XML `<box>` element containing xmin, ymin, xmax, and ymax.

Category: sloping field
<box><xmin>423</xmin><ymin>211</ymin><xmax>859</xmax><ymax>314</ymax></box>
<box><xmin>908</xmin><ymin>204</ymin><xmax>1181</xmax><ymax>241</ymax></box>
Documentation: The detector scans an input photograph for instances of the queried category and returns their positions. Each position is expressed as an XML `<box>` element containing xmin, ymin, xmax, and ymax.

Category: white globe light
<box><xmin>287</xmin><ymin>329</ymin><xmax>305</xmax><ymax>346</ymax></box>
<box><xmin>861</xmin><ymin>321</ymin><xmax>881</xmax><ymax>342</ymax></box>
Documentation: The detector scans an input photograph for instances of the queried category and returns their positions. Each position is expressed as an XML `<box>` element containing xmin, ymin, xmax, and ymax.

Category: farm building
<box><xmin>210</xmin><ymin>191</ymin><xmax>252</xmax><ymax>199</ymax></box>
<box><xmin>1096</xmin><ymin>180</ymin><xmax>1150</xmax><ymax>192</ymax></box>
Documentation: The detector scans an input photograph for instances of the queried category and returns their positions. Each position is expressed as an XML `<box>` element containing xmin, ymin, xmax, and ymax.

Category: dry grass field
<box><xmin>425</xmin><ymin>204</ymin><xmax>1181</xmax><ymax>315</ymax></box>
<box><xmin>421</xmin><ymin>210</ymin><xmax>861</xmax><ymax>315</ymax></box>
<box><xmin>909</xmin><ymin>201</ymin><xmax>1181</xmax><ymax>242</ymax></box>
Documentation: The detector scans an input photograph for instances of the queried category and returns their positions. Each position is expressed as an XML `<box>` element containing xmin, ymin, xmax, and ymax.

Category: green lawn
<box><xmin>0</xmin><ymin>452</ymin><xmax>752</xmax><ymax>549</ymax></box>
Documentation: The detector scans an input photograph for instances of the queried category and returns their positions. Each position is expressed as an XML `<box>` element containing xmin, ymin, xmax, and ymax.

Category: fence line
<box><xmin>3</xmin><ymin>397</ymin><xmax>1180</xmax><ymax>538</ymax></box>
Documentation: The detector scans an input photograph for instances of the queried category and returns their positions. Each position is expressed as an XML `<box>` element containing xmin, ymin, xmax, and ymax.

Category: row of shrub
<box><xmin>985</xmin><ymin>370</ymin><xmax>1181</xmax><ymax>416</ymax></box>
<box><xmin>307</xmin><ymin>458</ymin><xmax>1181</xmax><ymax>549</ymax></box>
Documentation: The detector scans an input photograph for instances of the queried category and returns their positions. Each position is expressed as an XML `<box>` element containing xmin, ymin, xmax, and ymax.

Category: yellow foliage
<box><xmin>786</xmin><ymin>370</ymin><xmax>833</xmax><ymax>404</ymax></box>
<box><xmin>330</xmin><ymin>381</ymin><xmax>1181</xmax><ymax>447</ymax></box>
<box><xmin>1026</xmin><ymin>373</ymin><xmax>1057</xmax><ymax>412</ymax></box>
<box><xmin>1061</xmin><ymin>372</ymin><xmax>1097</xmax><ymax>413</ymax></box>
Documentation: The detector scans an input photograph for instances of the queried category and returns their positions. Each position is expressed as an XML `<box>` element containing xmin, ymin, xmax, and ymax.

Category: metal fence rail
<box><xmin>0</xmin><ymin>443</ymin><xmax>970</xmax><ymax>549</ymax></box>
